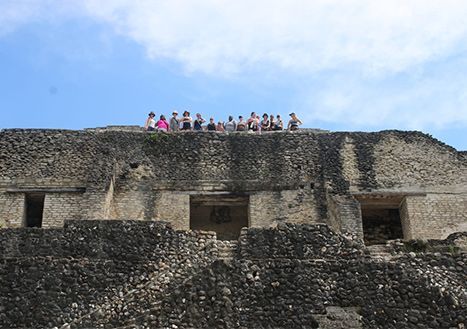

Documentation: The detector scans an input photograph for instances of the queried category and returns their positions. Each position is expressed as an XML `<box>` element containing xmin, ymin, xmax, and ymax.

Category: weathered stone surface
<box><xmin>0</xmin><ymin>221</ymin><xmax>465</xmax><ymax>329</ymax></box>
<box><xmin>0</xmin><ymin>127</ymin><xmax>466</xmax><ymax>241</ymax></box>
<box><xmin>314</xmin><ymin>306</ymin><xmax>362</xmax><ymax>329</ymax></box>
<box><xmin>0</xmin><ymin>127</ymin><xmax>466</xmax><ymax>327</ymax></box>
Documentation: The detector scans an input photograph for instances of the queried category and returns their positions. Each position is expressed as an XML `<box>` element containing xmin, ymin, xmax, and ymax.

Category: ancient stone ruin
<box><xmin>0</xmin><ymin>127</ymin><xmax>466</xmax><ymax>328</ymax></box>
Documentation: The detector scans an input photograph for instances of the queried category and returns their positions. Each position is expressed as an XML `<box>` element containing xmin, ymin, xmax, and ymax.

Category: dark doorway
<box><xmin>25</xmin><ymin>193</ymin><xmax>45</xmax><ymax>228</ymax></box>
<box><xmin>190</xmin><ymin>195</ymin><xmax>249</xmax><ymax>240</ymax></box>
<box><xmin>362</xmin><ymin>208</ymin><xmax>403</xmax><ymax>245</ymax></box>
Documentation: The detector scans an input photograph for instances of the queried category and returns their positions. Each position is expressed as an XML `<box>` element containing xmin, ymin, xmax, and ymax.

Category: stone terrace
<box><xmin>0</xmin><ymin>221</ymin><xmax>465</xmax><ymax>329</ymax></box>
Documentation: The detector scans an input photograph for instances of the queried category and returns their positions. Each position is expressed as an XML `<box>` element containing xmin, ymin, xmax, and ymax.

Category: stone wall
<box><xmin>111</xmin><ymin>188</ymin><xmax>153</xmax><ymax>221</ymax></box>
<box><xmin>326</xmin><ymin>193</ymin><xmax>363</xmax><ymax>238</ymax></box>
<box><xmin>371</xmin><ymin>133</ymin><xmax>467</xmax><ymax>191</ymax></box>
<box><xmin>2</xmin><ymin>221</ymin><xmax>464</xmax><ymax>328</ymax></box>
<box><xmin>0</xmin><ymin>193</ymin><xmax>24</xmax><ymax>227</ymax></box>
<box><xmin>0</xmin><ymin>220</ymin><xmax>216</xmax><ymax>260</ymax></box>
<box><xmin>145</xmin><ymin>224</ymin><xmax>465</xmax><ymax>329</ymax></box>
<box><xmin>402</xmin><ymin>193</ymin><xmax>467</xmax><ymax>239</ymax></box>
<box><xmin>0</xmin><ymin>220</ymin><xmax>218</xmax><ymax>329</ymax></box>
<box><xmin>42</xmin><ymin>193</ymin><xmax>83</xmax><ymax>228</ymax></box>
<box><xmin>0</xmin><ymin>128</ymin><xmax>466</xmax><ymax>240</ymax></box>
<box><xmin>249</xmin><ymin>188</ymin><xmax>321</xmax><ymax>227</ymax></box>
<box><xmin>1</xmin><ymin>129</ymin><xmax>464</xmax><ymax>192</ymax></box>
<box><xmin>154</xmin><ymin>192</ymin><xmax>190</xmax><ymax>230</ymax></box>
<box><xmin>0</xmin><ymin>129</ymin><xmax>112</xmax><ymax>188</ymax></box>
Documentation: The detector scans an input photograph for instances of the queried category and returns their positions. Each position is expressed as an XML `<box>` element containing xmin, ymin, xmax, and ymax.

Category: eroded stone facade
<box><xmin>0</xmin><ymin>127</ymin><xmax>466</xmax><ymax>241</ymax></box>
<box><xmin>1</xmin><ymin>221</ymin><xmax>465</xmax><ymax>328</ymax></box>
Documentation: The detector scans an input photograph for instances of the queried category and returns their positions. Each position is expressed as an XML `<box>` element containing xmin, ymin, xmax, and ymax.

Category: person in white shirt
<box><xmin>224</xmin><ymin>115</ymin><xmax>237</xmax><ymax>132</ymax></box>
<box><xmin>144</xmin><ymin>111</ymin><xmax>156</xmax><ymax>131</ymax></box>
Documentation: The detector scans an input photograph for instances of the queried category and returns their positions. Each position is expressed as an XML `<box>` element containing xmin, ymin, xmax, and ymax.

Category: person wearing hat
<box><xmin>144</xmin><ymin>111</ymin><xmax>157</xmax><ymax>131</ymax></box>
<box><xmin>287</xmin><ymin>112</ymin><xmax>302</xmax><ymax>131</ymax></box>
<box><xmin>180</xmin><ymin>110</ymin><xmax>193</xmax><ymax>130</ymax></box>
<box><xmin>170</xmin><ymin>110</ymin><xmax>179</xmax><ymax>132</ymax></box>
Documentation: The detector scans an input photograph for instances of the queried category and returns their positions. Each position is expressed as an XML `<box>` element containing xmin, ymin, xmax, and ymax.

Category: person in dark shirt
<box><xmin>260</xmin><ymin>113</ymin><xmax>270</xmax><ymax>131</ymax></box>
<box><xmin>180</xmin><ymin>111</ymin><xmax>192</xmax><ymax>130</ymax></box>
<box><xmin>273</xmin><ymin>114</ymin><xmax>283</xmax><ymax>130</ymax></box>
<box><xmin>207</xmin><ymin>117</ymin><xmax>216</xmax><ymax>131</ymax></box>
<box><xmin>193</xmin><ymin>113</ymin><xmax>205</xmax><ymax>131</ymax></box>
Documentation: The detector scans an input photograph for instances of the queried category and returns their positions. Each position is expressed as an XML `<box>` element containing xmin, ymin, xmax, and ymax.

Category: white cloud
<box><xmin>302</xmin><ymin>61</ymin><xmax>467</xmax><ymax>130</ymax></box>
<box><xmin>2</xmin><ymin>1</ymin><xmax>467</xmax><ymax>76</ymax></box>
<box><xmin>84</xmin><ymin>0</ymin><xmax>467</xmax><ymax>75</ymax></box>
<box><xmin>1</xmin><ymin>0</ymin><xmax>467</xmax><ymax>131</ymax></box>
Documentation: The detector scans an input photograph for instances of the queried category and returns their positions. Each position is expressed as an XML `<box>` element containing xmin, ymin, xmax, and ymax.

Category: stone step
<box><xmin>216</xmin><ymin>240</ymin><xmax>238</xmax><ymax>260</ymax></box>
<box><xmin>366</xmin><ymin>244</ymin><xmax>395</xmax><ymax>261</ymax></box>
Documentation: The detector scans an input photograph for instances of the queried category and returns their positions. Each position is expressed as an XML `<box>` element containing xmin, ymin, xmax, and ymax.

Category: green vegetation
<box><xmin>447</xmin><ymin>245</ymin><xmax>461</xmax><ymax>255</ymax></box>
<box><xmin>403</xmin><ymin>239</ymin><xmax>428</xmax><ymax>253</ymax></box>
<box><xmin>146</xmin><ymin>132</ymin><xmax>170</xmax><ymax>144</ymax></box>
<box><xmin>403</xmin><ymin>239</ymin><xmax>461</xmax><ymax>255</ymax></box>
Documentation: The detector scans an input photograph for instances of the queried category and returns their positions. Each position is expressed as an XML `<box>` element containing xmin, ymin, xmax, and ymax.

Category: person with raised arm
<box><xmin>193</xmin><ymin>113</ymin><xmax>206</xmax><ymax>131</ymax></box>
<box><xmin>287</xmin><ymin>112</ymin><xmax>303</xmax><ymax>131</ymax></box>
<box><xmin>247</xmin><ymin>112</ymin><xmax>259</xmax><ymax>132</ymax></box>
<box><xmin>216</xmin><ymin>121</ymin><xmax>225</xmax><ymax>132</ymax></box>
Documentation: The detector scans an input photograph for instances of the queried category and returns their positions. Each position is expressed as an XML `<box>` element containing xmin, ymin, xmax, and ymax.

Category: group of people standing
<box><xmin>144</xmin><ymin>111</ymin><xmax>303</xmax><ymax>132</ymax></box>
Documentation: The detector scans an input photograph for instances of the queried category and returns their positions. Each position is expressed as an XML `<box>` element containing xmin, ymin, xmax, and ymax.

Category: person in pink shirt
<box><xmin>156</xmin><ymin>115</ymin><xmax>170</xmax><ymax>132</ymax></box>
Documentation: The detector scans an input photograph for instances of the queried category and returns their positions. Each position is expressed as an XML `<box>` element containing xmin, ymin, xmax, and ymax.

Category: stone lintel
<box><xmin>353</xmin><ymin>191</ymin><xmax>427</xmax><ymax>209</ymax></box>
<box><xmin>153</xmin><ymin>180</ymin><xmax>314</xmax><ymax>192</ymax></box>
<box><xmin>6</xmin><ymin>187</ymin><xmax>86</xmax><ymax>193</ymax></box>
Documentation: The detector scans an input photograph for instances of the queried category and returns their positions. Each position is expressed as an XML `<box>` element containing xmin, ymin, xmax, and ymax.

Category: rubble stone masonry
<box><xmin>0</xmin><ymin>128</ymin><xmax>465</xmax><ymax>240</ymax></box>
<box><xmin>0</xmin><ymin>127</ymin><xmax>466</xmax><ymax>328</ymax></box>
<box><xmin>0</xmin><ymin>221</ymin><xmax>465</xmax><ymax>328</ymax></box>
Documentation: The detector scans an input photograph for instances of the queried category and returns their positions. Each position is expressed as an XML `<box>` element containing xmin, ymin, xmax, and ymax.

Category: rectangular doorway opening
<box><xmin>361</xmin><ymin>208</ymin><xmax>403</xmax><ymax>245</ymax></box>
<box><xmin>356</xmin><ymin>195</ymin><xmax>404</xmax><ymax>245</ymax></box>
<box><xmin>190</xmin><ymin>194</ymin><xmax>249</xmax><ymax>240</ymax></box>
<box><xmin>24</xmin><ymin>193</ymin><xmax>45</xmax><ymax>228</ymax></box>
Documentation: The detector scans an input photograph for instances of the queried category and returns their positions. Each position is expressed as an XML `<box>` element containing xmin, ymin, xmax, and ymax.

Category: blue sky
<box><xmin>0</xmin><ymin>1</ymin><xmax>466</xmax><ymax>150</ymax></box>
